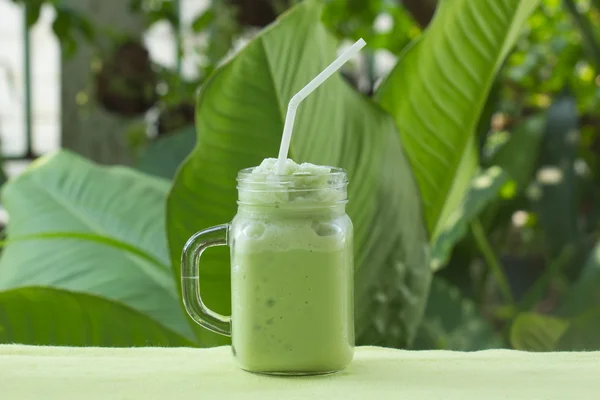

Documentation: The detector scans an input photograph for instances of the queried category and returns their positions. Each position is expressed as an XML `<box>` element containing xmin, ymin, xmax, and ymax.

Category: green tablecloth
<box><xmin>1</xmin><ymin>345</ymin><xmax>597</xmax><ymax>399</ymax></box>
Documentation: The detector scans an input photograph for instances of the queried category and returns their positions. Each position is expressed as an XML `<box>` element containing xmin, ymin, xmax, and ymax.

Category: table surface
<box><xmin>1</xmin><ymin>345</ymin><xmax>597</xmax><ymax>399</ymax></box>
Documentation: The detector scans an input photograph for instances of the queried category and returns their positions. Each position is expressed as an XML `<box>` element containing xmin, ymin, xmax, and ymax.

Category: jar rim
<box><xmin>236</xmin><ymin>166</ymin><xmax>347</xmax><ymax>183</ymax></box>
<box><xmin>236</xmin><ymin>166</ymin><xmax>348</xmax><ymax>194</ymax></box>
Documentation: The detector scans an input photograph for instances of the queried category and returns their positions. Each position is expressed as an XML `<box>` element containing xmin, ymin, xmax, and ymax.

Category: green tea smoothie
<box><xmin>230</xmin><ymin>158</ymin><xmax>354</xmax><ymax>373</ymax></box>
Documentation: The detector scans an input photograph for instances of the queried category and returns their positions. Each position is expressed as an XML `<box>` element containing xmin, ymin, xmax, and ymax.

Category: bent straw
<box><xmin>276</xmin><ymin>38</ymin><xmax>367</xmax><ymax>174</ymax></box>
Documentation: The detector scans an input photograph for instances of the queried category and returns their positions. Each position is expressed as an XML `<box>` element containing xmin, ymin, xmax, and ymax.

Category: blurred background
<box><xmin>0</xmin><ymin>0</ymin><xmax>599</xmax><ymax>351</ymax></box>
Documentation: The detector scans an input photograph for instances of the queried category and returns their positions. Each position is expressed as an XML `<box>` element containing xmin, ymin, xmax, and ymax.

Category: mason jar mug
<box><xmin>181</xmin><ymin>166</ymin><xmax>354</xmax><ymax>375</ymax></box>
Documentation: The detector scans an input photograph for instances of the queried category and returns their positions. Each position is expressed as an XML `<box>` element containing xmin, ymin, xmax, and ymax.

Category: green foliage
<box><xmin>191</xmin><ymin>9</ymin><xmax>215</xmax><ymax>33</ymax></box>
<box><xmin>413</xmin><ymin>277</ymin><xmax>502</xmax><ymax>351</ymax></box>
<box><xmin>0</xmin><ymin>287</ymin><xmax>192</xmax><ymax>346</ymax></box>
<box><xmin>0</xmin><ymin>151</ymin><xmax>193</xmax><ymax>340</ymax></box>
<box><xmin>377</xmin><ymin>0</ymin><xmax>541</xmax><ymax>241</ymax></box>
<box><xmin>511</xmin><ymin>307</ymin><xmax>600</xmax><ymax>352</ymax></box>
<box><xmin>431</xmin><ymin>167</ymin><xmax>508</xmax><ymax>271</ymax></box>
<box><xmin>437</xmin><ymin>1</ymin><xmax>600</xmax><ymax>354</ymax></box>
<box><xmin>510</xmin><ymin>312</ymin><xmax>569</xmax><ymax>351</ymax></box>
<box><xmin>502</xmin><ymin>0</ymin><xmax>599</xmax><ymax>114</ymax></box>
<box><xmin>490</xmin><ymin>115</ymin><xmax>546</xmax><ymax>191</ymax></box>
<box><xmin>24</xmin><ymin>0</ymin><xmax>43</xmax><ymax>26</ymax></box>
<box><xmin>563</xmin><ymin>0</ymin><xmax>600</xmax><ymax>69</ymax></box>
<box><xmin>137</xmin><ymin>127</ymin><xmax>196</xmax><ymax>180</ymax></box>
<box><xmin>129</xmin><ymin>0</ymin><xmax>179</xmax><ymax>27</ymax></box>
<box><xmin>52</xmin><ymin>5</ymin><xmax>95</xmax><ymax>56</ymax></box>
<box><xmin>557</xmin><ymin>308</ymin><xmax>600</xmax><ymax>350</ymax></box>
<box><xmin>5</xmin><ymin>0</ymin><xmax>592</xmax><ymax>351</ymax></box>
<box><xmin>322</xmin><ymin>0</ymin><xmax>419</xmax><ymax>54</ymax></box>
<box><xmin>534</xmin><ymin>96</ymin><xmax>580</xmax><ymax>256</ymax></box>
<box><xmin>166</xmin><ymin>1</ymin><xmax>429</xmax><ymax>346</ymax></box>
<box><xmin>561</xmin><ymin>242</ymin><xmax>600</xmax><ymax>317</ymax></box>
<box><xmin>193</xmin><ymin>2</ymin><xmax>241</xmax><ymax>77</ymax></box>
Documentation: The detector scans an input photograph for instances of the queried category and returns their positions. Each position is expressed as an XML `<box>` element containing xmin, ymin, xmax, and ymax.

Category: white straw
<box><xmin>275</xmin><ymin>38</ymin><xmax>367</xmax><ymax>174</ymax></box>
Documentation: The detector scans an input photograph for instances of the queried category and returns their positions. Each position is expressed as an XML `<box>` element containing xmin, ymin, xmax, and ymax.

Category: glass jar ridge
<box><xmin>236</xmin><ymin>166</ymin><xmax>348</xmax><ymax>208</ymax></box>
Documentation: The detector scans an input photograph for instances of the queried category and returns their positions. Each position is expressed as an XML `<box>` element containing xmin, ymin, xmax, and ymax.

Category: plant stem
<box><xmin>174</xmin><ymin>0</ymin><xmax>183</xmax><ymax>76</ymax></box>
<box><xmin>470</xmin><ymin>219</ymin><xmax>514</xmax><ymax>305</ymax></box>
<box><xmin>475</xmin><ymin>263</ymin><xmax>490</xmax><ymax>306</ymax></box>
<box><xmin>23</xmin><ymin>4</ymin><xmax>33</xmax><ymax>158</ymax></box>
<box><xmin>564</xmin><ymin>0</ymin><xmax>600</xmax><ymax>69</ymax></box>
<box><xmin>364</xmin><ymin>51</ymin><xmax>376</xmax><ymax>95</ymax></box>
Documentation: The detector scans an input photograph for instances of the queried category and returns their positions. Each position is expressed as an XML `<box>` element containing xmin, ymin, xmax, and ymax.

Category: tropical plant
<box><xmin>0</xmin><ymin>152</ymin><xmax>193</xmax><ymax>345</ymax></box>
<box><xmin>0</xmin><ymin>0</ymin><xmax>543</xmax><ymax>348</ymax></box>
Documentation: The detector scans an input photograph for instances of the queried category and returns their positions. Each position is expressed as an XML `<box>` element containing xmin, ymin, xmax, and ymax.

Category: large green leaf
<box><xmin>510</xmin><ymin>312</ymin><xmax>569</xmax><ymax>351</ymax></box>
<box><xmin>0</xmin><ymin>287</ymin><xmax>193</xmax><ymax>347</ymax></box>
<box><xmin>430</xmin><ymin>166</ymin><xmax>508</xmax><ymax>271</ymax></box>
<box><xmin>167</xmin><ymin>1</ymin><xmax>429</xmax><ymax>346</ymax></box>
<box><xmin>412</xmin><ymin>277</ymin><xmax>502</xmax><ymax>351</ymax></box>
<box><xmin>376</xmin><ymin>0</ymin><xmax>541</xmax><ymax>239</ymax></box>
<box><xmin>0</xmin><ymin>151</ymin><xmax>193</xmax><ymax>340</ymax></box>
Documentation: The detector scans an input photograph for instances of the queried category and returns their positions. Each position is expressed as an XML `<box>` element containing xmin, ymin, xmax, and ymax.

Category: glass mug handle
<box><xmin>181</xmin><ymin>224</ymin><xmax>231</xmax><ymax>336</ymax></box>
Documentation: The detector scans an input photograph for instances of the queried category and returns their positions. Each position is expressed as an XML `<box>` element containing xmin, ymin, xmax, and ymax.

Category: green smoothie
<box><xmin>230</xmin><ymin>158</ymin><xmax>354</xmax><ymax>374</ymax></box>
